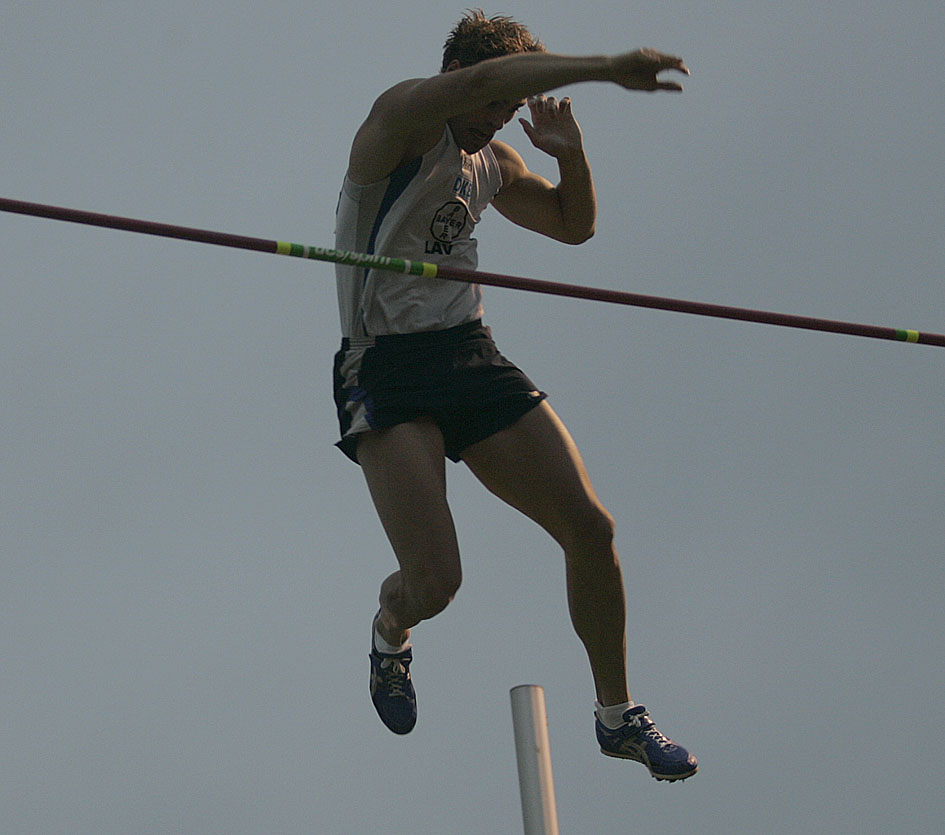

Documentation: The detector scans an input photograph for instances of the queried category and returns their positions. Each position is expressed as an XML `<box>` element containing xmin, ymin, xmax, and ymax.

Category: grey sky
<box><xmin>2</xmin><ymin>3</ymin><xmax>943</xmax><ymax>833</ymax></box>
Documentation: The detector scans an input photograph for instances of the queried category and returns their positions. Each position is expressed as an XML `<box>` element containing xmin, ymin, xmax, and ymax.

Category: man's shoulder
<box><xmin>487</xmin><ymin>139</ymin><xmax>528</xmax><ymax>181</ymax></box>
<box><xmin>487</xmin><ymin>139</ymin><xmax>519</xmax><ymax>160</ymax></box>
<box><xmin>369</xmin><ymin>78</ymin><xmax>429</xmax><ymax>113</ymax></box>
<box><xmin>348</xmin><ymin>80</ymin><xmax>446</xmax><ymax>185</ymax></box>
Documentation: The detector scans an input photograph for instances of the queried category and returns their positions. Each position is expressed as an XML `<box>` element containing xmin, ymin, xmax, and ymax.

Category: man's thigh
<box><xmin>459</xmin><ymin>401</ymin><xmax>611</xmax><ymax>545</ymax></box>
<box><xmin>356</xmin><ymin>419</ymin><xmax>462</xmax><ymax>578</ymax></box>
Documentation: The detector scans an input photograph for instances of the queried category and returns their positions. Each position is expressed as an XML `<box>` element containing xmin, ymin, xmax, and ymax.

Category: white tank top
<box><xmin>334</xmin><ymin>126</ymin><xmax>502</xmax><ymax>337</ymax></box>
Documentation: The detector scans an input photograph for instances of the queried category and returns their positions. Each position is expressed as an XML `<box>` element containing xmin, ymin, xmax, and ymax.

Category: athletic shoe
<box><xmin>596</xmin><ymin>704</ymin><xmax>698</xmax><ymax>781</ymax></box>
<box><xmin>369</xmin><ymin>613</ymin><xmax>417</xmax><ymax>734</ymax></box>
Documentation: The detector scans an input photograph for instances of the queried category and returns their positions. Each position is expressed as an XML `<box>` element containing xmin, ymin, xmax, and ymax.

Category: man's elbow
<box><xmin>560</xmin><ymin>224</ymin><xmax>595</xmax><ymax>245</ymax></box>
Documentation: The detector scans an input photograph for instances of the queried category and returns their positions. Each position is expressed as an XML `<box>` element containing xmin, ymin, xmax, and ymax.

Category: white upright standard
<box><xmin>510</xmin><ymin>684</ymin><xmax>560</xmax><ymax>835</ymax></box>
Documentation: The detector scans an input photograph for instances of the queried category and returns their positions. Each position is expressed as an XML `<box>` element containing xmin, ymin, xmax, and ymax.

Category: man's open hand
<box><xmin>519</xmin><ymin>95</ymin><xmax>585</xmax><ymax>160</ymax></box>
<box><xmin>612</xmin><ymin>48</ymin><xmax>690</xmax><ymax>92</ymax></box>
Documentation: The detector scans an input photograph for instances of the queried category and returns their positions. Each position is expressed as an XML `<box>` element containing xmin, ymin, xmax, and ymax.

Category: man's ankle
<box><xmin>374</xmin><ymin>613</ymin><xmax>410</xmax><ymax>653</ymax></box>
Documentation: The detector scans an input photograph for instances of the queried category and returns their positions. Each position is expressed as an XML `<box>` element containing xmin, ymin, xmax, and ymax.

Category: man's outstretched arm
<box><xmin>406</xmin><ymin>48</ymin><xmax>690</xmax><ymax>123</ymax></box>
<box><xmin>348</xmin><ymin>49</ymin><xmax>689</xmax><ymax>185</ymax></box>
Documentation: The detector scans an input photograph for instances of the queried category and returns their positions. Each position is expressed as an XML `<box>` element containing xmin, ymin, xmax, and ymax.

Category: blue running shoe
<box><xmin>596</xmin><ymin>705</ymin><xmax>698</xmax><ymax>781</ymax></box>
<box><xmin>369</xmin><ymin>613</ymin><xmax>417</xmax><ymax>735</ymax></box>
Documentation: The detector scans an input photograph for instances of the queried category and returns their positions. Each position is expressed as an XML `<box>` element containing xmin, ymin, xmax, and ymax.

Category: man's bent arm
<box><xmin>491</xmin><ymin>141</ymin><xmax>596</xmax><ymax>245</ymax></box>
<box><xmin>491</xmin><ymin>95</ymin><xmax>597</xmax><ymax>244</ymax></box>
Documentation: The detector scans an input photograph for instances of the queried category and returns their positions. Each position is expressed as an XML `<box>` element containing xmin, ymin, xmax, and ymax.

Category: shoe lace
<box><xmin>381</xmin><ymin>657</ymin><xmax>409</xmax><ymax>698</ymax></box>
<box><xmin>640</xmin><ymin>724</ymin><xmax>678</xmax><ymax>752</ymax></box>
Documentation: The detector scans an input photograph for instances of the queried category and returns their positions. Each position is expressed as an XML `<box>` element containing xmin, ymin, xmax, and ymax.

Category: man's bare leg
<box><xmin>356</xmin><ymin>418</ymin><xmax>463</xmax><ymax>734</ymax></box>
<box><xmin>357</xmin><ymin>418</ymin><xmax>463</xmax><ymax>648</ymax></box>
<box><xmin>460</xmin><ymin>401</ymin><xmax>629</xmax><ymax>706</ymax></box>
<box><xmin>461</xmin><ymin>401</ymin><xmax>698</xmax><ymax>779</ymax></box>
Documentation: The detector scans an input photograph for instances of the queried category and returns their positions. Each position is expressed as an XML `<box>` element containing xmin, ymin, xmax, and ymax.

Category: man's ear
<box><xmin>444</xmin><ymin>59</ymin><xmax>462</xmax><ymax>73</ymax></box>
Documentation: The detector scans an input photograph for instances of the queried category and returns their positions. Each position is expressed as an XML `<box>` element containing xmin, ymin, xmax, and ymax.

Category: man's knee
<box><xmin>406</xmin><ymin>565</ymin><xmax>462</xmax><ymax>620</ymax></box>
<box><xmin>561</xmin><ymin>503</ymin><xmax>616</xmax><ymax>556</ymax></box>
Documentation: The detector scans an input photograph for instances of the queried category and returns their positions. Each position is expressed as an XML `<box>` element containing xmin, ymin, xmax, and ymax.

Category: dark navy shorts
<box><xmin>332</xmin><ymin>319</ymin><xmax>547</xmax><ymax>464</ymax></box>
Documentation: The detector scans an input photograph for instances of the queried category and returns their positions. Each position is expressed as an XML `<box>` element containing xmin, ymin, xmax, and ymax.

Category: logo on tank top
<box><xmin>426</xmin><ymin>201</ymin><xmax>469</xmax><ymax>255</ymax></box>
<box><xmin>453</xmin><ymin>174</ymin><xmax>473</xmax><ymax>200</ymax></box>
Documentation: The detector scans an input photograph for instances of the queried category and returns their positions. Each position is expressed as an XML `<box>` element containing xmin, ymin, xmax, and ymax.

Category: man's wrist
<box><xmin>598</xmin><ymin>54</ymin><xmax>618</xmax><ymax>84</ymax></box>
<box><xmin>554</xmin><ymin>146</ymin><xmax>589</xmax><ymax>168</ymax></box>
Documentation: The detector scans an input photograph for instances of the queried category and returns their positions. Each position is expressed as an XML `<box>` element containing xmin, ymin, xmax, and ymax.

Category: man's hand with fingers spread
<box><xmin>519</xmin><ymin>94</ymin><xmax>585</xmax><ymax>160</ymax></box>
<box><xmin>610</xmin><ymin>48</ymin><xmax>690</xmax><ymax>92</ymax></box>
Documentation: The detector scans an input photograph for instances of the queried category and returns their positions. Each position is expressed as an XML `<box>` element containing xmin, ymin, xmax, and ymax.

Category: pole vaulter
<box><xmin>2</xmin><ymin>196</ymin><xmax>943</xmax><ymax>348</ymax></box>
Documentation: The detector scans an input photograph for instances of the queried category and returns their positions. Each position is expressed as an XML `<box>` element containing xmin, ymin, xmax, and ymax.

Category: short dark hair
<box><xmin>441</xmin><ymin>9</ymin><xmax>545</xmax><ymax>72</ymax></box>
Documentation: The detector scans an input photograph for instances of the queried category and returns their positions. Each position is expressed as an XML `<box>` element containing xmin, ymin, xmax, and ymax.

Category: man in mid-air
<box><xmin>332</xmin><ymin>11</ymin><xmax>696</xmax><ymax>781</ymax></box>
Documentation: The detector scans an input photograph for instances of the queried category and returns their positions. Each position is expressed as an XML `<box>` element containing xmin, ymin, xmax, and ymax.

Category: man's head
<box><xmin>441</xmin><ymin>10</ymin><xmax>544</xmax><ymax>71</ymax></box>
<box><xmin>441</xmin><ymin>11</ymin><xmax>544</xmax><ymax>153</ymax></box>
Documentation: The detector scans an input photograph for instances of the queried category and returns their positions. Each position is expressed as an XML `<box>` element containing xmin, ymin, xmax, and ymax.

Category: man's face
<box><xmin>448</xmin><ymin>99</ymin><xmax>525</xmax><ymax>153</ymax></box>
